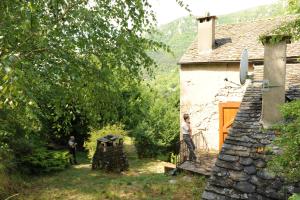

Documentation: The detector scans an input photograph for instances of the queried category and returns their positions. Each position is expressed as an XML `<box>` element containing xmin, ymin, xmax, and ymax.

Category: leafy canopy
<box><xmin>132</xmin><ymin>70</ymin><xmax>180</xmax><ymax>157</ymax></box>
<box><xmin>0</xmin><ymin>0</ymin><xmax>169</xmax><ymax>174</ymax></box>
<box><xmin>0</xmin><ymin>0</ymin><xmax>166</xmax><ymax>138</ymax></box>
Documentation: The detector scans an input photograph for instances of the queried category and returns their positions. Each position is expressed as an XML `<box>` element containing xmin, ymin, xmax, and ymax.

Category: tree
<box><xmin>0</xmin><ymin>0</ymin><xmax>167</xmax><ymax>169</ymax></box>
<box><xmin>132</xmin><ymin>70</ymin><xmax>180</xmax><ymax>157</ymax></box>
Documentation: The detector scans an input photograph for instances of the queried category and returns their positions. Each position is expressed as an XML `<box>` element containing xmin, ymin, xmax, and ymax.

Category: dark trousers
<box><xmin>183</xmin><ymin>134</ymin><xmax>197</xmax><ymax>161</ymax></box>
<box><xmin>69</xmin><ymin>148</ymin><xmax>77</xmax><ymax>164</ymax></box>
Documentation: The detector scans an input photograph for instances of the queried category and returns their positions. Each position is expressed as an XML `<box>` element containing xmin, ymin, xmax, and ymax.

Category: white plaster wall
<box><xmin>180</xmin><ymin>63</ymin><xmax>251</xmax><ymax>152</ymax></box>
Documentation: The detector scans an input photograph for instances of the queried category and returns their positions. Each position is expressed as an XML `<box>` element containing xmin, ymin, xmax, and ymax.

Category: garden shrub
<box><xmin>133</xmin><ymin>120</ymin><xmax>179</xmax><ymax>158</ymax></box>
<box><xmin>19</xmin><ymin>148</ymin><xmax>69</xmax><ymax>174</ymax></box>
<box><xmin>132</xmin><ymin>124</ymin><xmax>162</xmax><ymax>158</ymax></box>
<box><xmin>1</xmin><ymin>132</ymin><xmax>69</xmax><ymax>175</ymax></box>
<box><xmin>0</xmin><ymin>134</ymin><xmax>27</xmax><ymax>199</ymax></box>
<box><xmin>268</xmin><ymin>100</ymin><xmax>300</xmax><ymax>182</ymax></box>
<box><xmin>289</xmin><ymin>194</ymin><xmax>300</xmax><ymax>200</ymax></box>
<box><xmin>84</xmin><ymin>124</ymin><xmax>128</xmax><ymax>159</ymax></box>
<box><xmin>132</xmin><ymin>71</ymin><xmax>180</xmax><ymax>158</ymax></box>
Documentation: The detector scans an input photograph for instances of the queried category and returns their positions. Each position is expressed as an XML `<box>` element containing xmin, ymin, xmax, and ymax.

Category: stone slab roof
<box><xmin>202</xmin><ymin>64</ymin><xmax>300</xmax><ymax>199</ymax></box>
<box><xmin>179</xmin><ymin>16</ymin><xmax>300</xmax><ymax>64</ymax></box>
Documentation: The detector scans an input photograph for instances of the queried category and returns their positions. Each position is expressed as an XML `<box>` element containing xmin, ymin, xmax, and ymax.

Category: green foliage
<box><xmin>289</xmin><ymin>193</ymin><xmax>300</xmax><ymax>200</ymax></box>
<box><xmin>0</xmin><ymin>0</ymin><xmax>164</xmax><ymax>174</ymax></box>
<box><xmin>19</xmin><ymin>148</ymin><xmax>69</xmax><ymax>174</ymax></box>
<box><xmin>132</xmin><ymin>70</ymin><xmax>180</xmax><ymax>157</ymax></box>
<box><xmin>0</xmin><ymin>144</ymin><xmax>68</xmax><ymax>198</ymax></box>
<box><xmin>287</xmin><ymin>0</ymin><xmax>300</xmax><ymax>13</ymax></box>
<box><xmin>0</xmin><ymin>0</ymin><xmax>166</xmax><ymax>144</ymax></box>
<box><xmin>273</xmin><ymin>16</ymin><xmax>300</xmax><ymax>41</ymax></box>
<box><xmin>260</xmin><ymin>0</ymin><xmax>300</xmax><ymax>42</ymax></box>
<box><xmin>268</xmin><ymin>100</ymin><xmax>300</xmax><ymax>182</ymax></box>
<box><xmin>170</xmin><ymin>153</ymin><xmax>179</xmax><ymax>165</ymax></box>
<box><xmin>259</xmin><ymin>35</ymin><xmax>291</xmax><ymax>45</ymax></box>
<box><xmin>84</xmin><ymin>124</ymin><xmax>128</xmax><ymax>159</ymax></box>
<box><xmin>175</xmin><ymin>0</ymin><xmax>191</xmax><ymax>12</ymax></box>
<box><xmin>263</xmin><ymin>1</ymin><xmax>300</xmax><ymax>183</ymax></box>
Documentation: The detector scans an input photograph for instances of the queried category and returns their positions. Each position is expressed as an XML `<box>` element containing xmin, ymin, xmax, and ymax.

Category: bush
<box><xmin>1</xmin><ymin>133</ymin><xmax>69</xmax><ymax>175</ymax></box>
<box><xmin>133</xmin><ymin>123</ymin><xmax>161</xmax><ymax>157</ymax></box>
<box><xmin>84</xmin><ymin>124</ymin><xmax>128</xmax><ymax>159</ymax></box>
<box><xmin>289</xmin><ymin>194</ymin><xmax>300</xmax><ymax>200</ymax></box>
<box><xmin>19</xmin><ymin>148</ymin><xmax>69</xmax><ymax>174</ymax></box>
<box><xmin>133</xmin><ymin>117</ymin><xmax>179</xmax><ymax>158</ymax></box>
<box><xmin>268</xmin><ymin>100</ymin><xmax>300</xmax><ymax>182</ymax></box>
<box><xmin>132</xmin><ymin>71</ymin><xmax>180</xmax><ymax>158</ymax></box>
<box><xmin>0</xmin><ymin>135</ymin><xmax>27</xmax><ymax>199</ymax></box>
<box><xmin>0</xmin><ymin>133</ymin><xmax>69</xmax><ymax>199</ymax></box>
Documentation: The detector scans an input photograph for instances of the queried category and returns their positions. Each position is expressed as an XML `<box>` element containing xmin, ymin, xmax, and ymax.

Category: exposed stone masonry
<box><xmin>188</xmin><ymin>81</ymin><xmax>248</xmax><ymax>151</ymax></box>
<box><xmin>202</xmin><ymin>65</ymin><xmax>300</xmax><ymax>200</ymax></box>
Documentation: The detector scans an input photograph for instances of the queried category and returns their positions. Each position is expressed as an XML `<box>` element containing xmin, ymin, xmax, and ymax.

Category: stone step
<box><xmin>177</xmin><ymin>156</ymin><xmax>217</xmax><ymax>176</ymax></box>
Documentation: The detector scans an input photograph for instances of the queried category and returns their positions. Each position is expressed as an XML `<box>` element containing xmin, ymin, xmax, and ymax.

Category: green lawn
<box><xmin>17</xmin><ymin>138</ymin><xmax>207</xmax><ymax>200</ymax></box>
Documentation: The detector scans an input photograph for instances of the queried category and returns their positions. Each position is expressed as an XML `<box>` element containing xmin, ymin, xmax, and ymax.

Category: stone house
<box><xmin>179</xmin><ymin>15</ymin><xmax>300</xmax><ymax>153</ymax></box>
<box><xmin>179</xmin><ymin>15</ymin><xmax>300</xmax><ymax>199</ymax></box>
<box><xmin>201</xmin><ymin>49</ymin><xmax>300</xmax><ymax>199</ymax></box>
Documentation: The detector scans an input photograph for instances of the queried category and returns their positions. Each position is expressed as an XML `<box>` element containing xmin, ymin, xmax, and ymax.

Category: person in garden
<box><xmin>68</xmin><ymin>136</ymin><xmax>78</xmax><ymax>165</ymax></box>
<box><xmin>181</xmin><ymin>114</ymin><xmax>197</xmax><ymax>161</ymax></box>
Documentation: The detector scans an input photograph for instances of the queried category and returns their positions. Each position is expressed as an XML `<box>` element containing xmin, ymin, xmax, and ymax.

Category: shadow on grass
<box><xmin>18</xmin><ymin>138</ymin><xmax>207</xmax><ymax>200</ymax></box>
<box><xmin>23</xmin><ymin>165</ymin><xmax>206</xmax><ymax>200</ymax></box>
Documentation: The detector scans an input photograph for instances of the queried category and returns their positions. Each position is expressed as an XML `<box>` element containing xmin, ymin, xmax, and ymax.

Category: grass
<box><xmin>289</xmin><ymin>194</ymin><xmax>300</xmax><ymax>200</ymax></box>
<box><xmin>15</xmin><ymin>137</ymin><xmax>207</xmax><ymax>200</ymax></box>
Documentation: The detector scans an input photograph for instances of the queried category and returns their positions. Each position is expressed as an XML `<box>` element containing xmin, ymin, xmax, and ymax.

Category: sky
<box><xmin>150</xmin><ymin>0</ymin><xmax>279</xmax><ymax>25</ymax></box>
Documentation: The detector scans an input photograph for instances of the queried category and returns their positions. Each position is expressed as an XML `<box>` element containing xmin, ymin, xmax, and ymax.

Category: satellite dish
<box><xmin>239</xmin><ymin>48</ymin><xmax>248</xmax><ymax>85</ymax></box>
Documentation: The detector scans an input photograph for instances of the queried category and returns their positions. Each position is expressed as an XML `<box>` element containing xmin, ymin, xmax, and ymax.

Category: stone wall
<box><xmin>202</xmin><ymin>65</ymin><xmax>300</xmax><ymax>200</ymax></box>
<box><xmin>180</xmin><ymin>63</ymin><xmax>251</xmax><ymax>151</ymax></box>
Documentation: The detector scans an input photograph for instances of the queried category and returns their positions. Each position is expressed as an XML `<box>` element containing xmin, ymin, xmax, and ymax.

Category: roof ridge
<box><xmin>179</xmin><ymin>14</ymin><xmax>300</xmax><ymax>64</ymax></box>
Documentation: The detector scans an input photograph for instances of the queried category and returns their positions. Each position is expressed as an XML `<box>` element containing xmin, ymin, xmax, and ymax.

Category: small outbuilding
<box><xmin>92</xmin><ymin>134</ymin><xmax>128</xmax><ymax>172</ymax></box>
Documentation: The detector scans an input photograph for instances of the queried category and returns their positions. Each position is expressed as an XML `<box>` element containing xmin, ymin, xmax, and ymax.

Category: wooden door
<box><xmin>219</xmin><ymin>102</ymin><xmax>240</xmax><ymax>150</ymax></box>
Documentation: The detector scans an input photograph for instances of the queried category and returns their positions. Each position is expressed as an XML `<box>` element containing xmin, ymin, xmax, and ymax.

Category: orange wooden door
<box><xmin>219</xmin><ymin>102</ymin><xmax>240</xmax><ymax>150</ymax></box>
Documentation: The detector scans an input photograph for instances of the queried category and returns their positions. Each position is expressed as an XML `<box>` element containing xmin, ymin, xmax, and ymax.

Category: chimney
<box><xmin>261</xmin><ymin>35</ymin><xmax>291</xmax><ymax>128</ymax></box>
<box><xmin>196</xmin><ymin>14</ymin><xmax>217</xmax><ymax>53</ymax></box>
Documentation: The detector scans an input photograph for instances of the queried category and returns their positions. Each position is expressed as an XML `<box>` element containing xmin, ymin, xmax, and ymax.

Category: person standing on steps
<box><xmin>68</xmin><ymin>136</ymin><xmax>78</xmax><ymax>165</ymax></box>
<box><xmin>181</xmin><ymin>114</ymin><xmax>197</xmax><ymax>162</ymax></box>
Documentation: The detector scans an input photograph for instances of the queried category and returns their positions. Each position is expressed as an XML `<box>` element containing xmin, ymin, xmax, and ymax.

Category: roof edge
<box><xmin>178</xmin><ymin>57</ymin><xmax>300</xmax><ymax>65</ymax></box>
